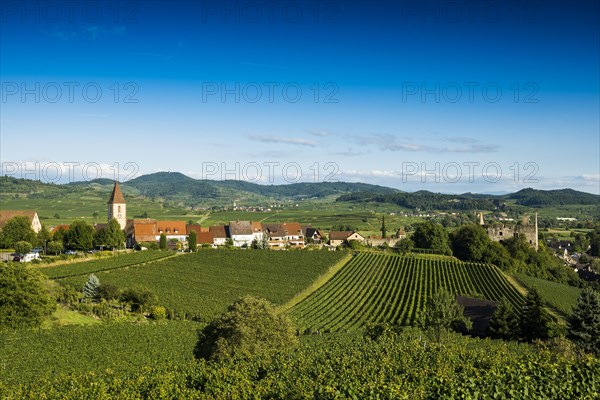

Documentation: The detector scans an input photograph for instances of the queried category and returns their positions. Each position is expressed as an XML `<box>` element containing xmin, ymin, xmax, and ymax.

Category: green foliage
<box><xmin>196</xmin><ymin>296</ymin><xmax>298</xmax><ymax>361</ymax></box>
<box><xmin>38</xmin><ymin>251</ymin><xmax>172</xmax><ymax>279</ymax></box>
<box><xmin>0</xmin><ymin>216</ymin><xmax>36</xmax><ymax>248</ymax></box>
<box><xmin>60</xmin><ymin>251</ymin><xmax>345</xmax><ymax>321</ymax></box>
<box><xmin>487</xmin><ymin>298</ymin><xmax>519</xmax><ymax>340</ymax></box>
<box><xmin>411</xmin><ymin>221</ymin><xmax>452</xmax><ymax>255</ymax></box>
<box><xmin>46</xmin><ymin>240</ymin><xmax>63</xmax><ymax>255</ymax></box>
<box><xmin>3</xmin><ymin>328</ymin><xmax>598</xmax><ymax>399</ymax></box>
<box><xmin>13</xmin><ymin>240</ymin><xmax>32</xmax><ymax>255</ymax></box>
<box><xmin>150</xmin><ymin>305</ymin><xmax>167</xmax><ymax>320</ymax></box>
<box><xmin>82</xmin><ymin>274</ymin><xmax>100</xmax><ymax>301</ymax></box>
<box><xmin>65</xmin><ymin>220</ymin><xmax>94</xmax><ymax>251</ymax></box>
<box><xmin>381</xmin><ymin>215</ymin><xmax>386</xmax><ymax>238</ymax></box>
<box><xmin>0</xmin><ymin>263</ymin><xmax>54</xmax><ymax>331</ymax></box>
<box><xmin>514</xmin><ymin>273</ymin><xmax>582</xmax><ymax>316</ymax></box>
<box><xmin>568</xmin><ymin>288</ymin><xmax>600</xmax><ymax>355</ymax></box>
<box><xmin>450</xmin><ymin>224</ymin><xmax>490</xmax><ymax>261</ymax></box>
<box><xmin>588</xmin><ymin>229</ymin><xmax>600</xmax><ymax>256</ymax></box>
<box><xmin>0</xmin><ymin>321</ymin><xmax>199</xmax><ymax>385</ymax></box>
<box><xmin>520</xmin><ymin>287</ymin><xmax>552</xmax><ymax>342</ymax></box>
<box><xmin>120</xmin><ymin>286</ymin><xmax>158</xmax><ymax>313</ymax></box>
<box><xmin>97</xmin><ymin>283</ymin><xmax>121</xmax><ymax>301</ymax></box>
<box><xmin>394</xmin><ymin>237</ymin><xmax>414</xmax><ymax>253</ymax></box>
<box><xmin>421</xmin><ymin>288</ymin><xmax>472</xmax><ymax>340</ymax></box>
<box><xmin>36</xmin><ymin>225</ymin><xmax>52</xmax><ymax>248</ymax></box>
<box><xmin>188</xmin><ymin>230</ymin><xmax>197</xmax><ymax>252</ymax></box>
<box><xmin>291</xmin><ymin>253</ymin><xmax>524</xmax><ymax>332</ymax></box>
<box><xmin>159</xmin><ymin>233</ymin><xmax>167</xmax><ymax>250</ymax></box>
<box><xmin>347</xmin><ymin>239</ymin><xmax>362</xmax><ymax>250</ymax></box>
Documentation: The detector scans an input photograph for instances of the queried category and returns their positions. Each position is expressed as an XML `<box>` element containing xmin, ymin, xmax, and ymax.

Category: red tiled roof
<box><xmin>209</xmin><ymin>225</ymin><xmax>228</xmax><ymax>238</ymax></box>
<box><xmin>156</xmin><ymin>221</ymin><xmax>186</xmax><ymax>235</ymax></box>
<box><xmin>196</xmin><ymin>232</ymin><xmax>214</xmax><ymax>244</ymax></box>
<box><xmin>282</xmin><ymin>222</ymin><xmax>303</xmax><ymax>236</ymax></box>
<box><xmin>132</xmin><ymin>220</ymin><xmax>158</xmax><ymax>242</ymax></box>
<box><xmin>0</xmin><ymin>210</ymin><xmax>37</xmax><ymax>228</ymax></box>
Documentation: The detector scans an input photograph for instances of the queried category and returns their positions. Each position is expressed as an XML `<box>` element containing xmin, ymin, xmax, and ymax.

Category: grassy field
<box><xmin>290</xmin><ymin>253</ymin><xmax>525</xmax><ymax>332</ymax></box>
<box><xmin>513</xmin><ymin>273</ymin><xmax>582</xmax><ymax>316</ymax></box>
<box><xmin>0</xmin><ymin>321</ymin><xmax>199</xmax><ymax>385</ymax></box>
<box><xmin>57</xmin><ymin>250</ymin><xmax>346</xmax><ymax>320</ymax></box>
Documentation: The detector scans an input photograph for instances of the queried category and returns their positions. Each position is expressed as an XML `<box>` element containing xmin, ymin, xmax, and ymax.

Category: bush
<box><xmin>98</xmin><ymin>283</ymin><xmax>121</xmax><ymax>301</ymax></box>
<box><xmin>13</xmin><ymin>240</ymin><xmax>33</xmax><ymax>255</ymax></box>
<box><xmin>195</xmin><ymin>296</ymin><xmax>298</xmax><ymax>361</ymax></box>
<box><xmin>0</xmin><ymin>263</ymin><xmax>54</xmax><ymax>330</ymax></box>
<box><xmin>150</xmin><ymin>306</ymin><xmax>167</xmax><ymax>320</ymax></box>
<box><xmin>120</xmin><ymin>286</ymin><xmax>158</xmax><ymax>313</ymax></box>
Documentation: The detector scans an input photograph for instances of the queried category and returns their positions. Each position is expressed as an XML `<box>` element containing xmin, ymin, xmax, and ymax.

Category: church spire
<box><xmin>108</xmin><ymin>181</ymin><xmax>126</xmax><ymax>204</ymax></box>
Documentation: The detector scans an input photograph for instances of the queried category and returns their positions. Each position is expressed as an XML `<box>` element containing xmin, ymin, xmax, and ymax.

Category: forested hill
<box><xmin>506</xmin><ymin>188</ymin><xmax>600</xmax><ymax>206</ymax></box>
<box><xmin>0</xmin><ymin>173</ymin><xmax>398</xmax><ymax>205</ymax></box>
<box><xmin>336</xmin><ymin>188</ymin><xmax>599</xmax><ymax>210</ymax></box>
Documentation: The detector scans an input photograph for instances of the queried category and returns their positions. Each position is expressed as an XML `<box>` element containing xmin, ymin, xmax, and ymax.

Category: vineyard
<box><xmin>37</xmin><ymin>251</ymin><xmax>175</xmax><ymax>279</ymax></box>
<box><xmin>291</xmin><ymin>253</ymin><xmax>525</xmax><ymax>332</ymax></box>
<box><xmin>57</xmin><ymin>250</ymin><xmax>346</xmax><ymax>320</ymax></box>
<box><xmin>514</xmin><ymin>273</ymin><xmax>582</xmax><ymax>316</ymax></box>
<box><xmin>2</xmin><ymin>329</ymin><xmax>598</xmax><ymax>399</ymax></box>
<box><xmin>0</xmin><ymin>321</ymin><xmax>199</xmax><ymax>385</ymax></box>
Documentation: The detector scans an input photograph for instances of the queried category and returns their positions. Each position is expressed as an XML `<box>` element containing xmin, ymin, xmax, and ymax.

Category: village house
<box><xmin>229</xmin><ymin>220</ymin><xmax>254</xmax><ymax>247</ymax></box>
<box><xmin>263</xmin><ymin>223</ymin><xmax>287</xmax><ymax>249</ymax></box>
<box><xmin>303</xmin><ymin>227</ymin><xmax>325</xmax><ymax>244</ymax></box>
<box><xmin>281</xmin><ymin>222</ymin><xmax>305</xmax><ymax>248</ymax></box>
<box><xmin>209</xmin><ymin>225</ymin><xmax>229</xmax><ymax>246</ymax></box>
<box><xmin>196</xmin><ymin>231</ymin><xmax>215</xmax><ymax>247</ymax></box>
<box><xmin>0</xmin><ymin>210</ymin><xmax>42</xmax><ymax>233</ymax></box>
<box><xmin>251</xmin><ymin>221</ymin><xmax>264</xmax><ymax>242</ymax></box>
<box><xmin>329</xmin><ymin>231</ymin><xmax>365</xmax><ymax>247</ymax></box>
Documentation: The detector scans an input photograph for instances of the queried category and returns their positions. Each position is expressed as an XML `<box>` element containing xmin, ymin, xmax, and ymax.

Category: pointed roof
<box><xmin>107</xmin><ymin>181</ymin><xmax>126</xmax><ymax>204</ymax></box>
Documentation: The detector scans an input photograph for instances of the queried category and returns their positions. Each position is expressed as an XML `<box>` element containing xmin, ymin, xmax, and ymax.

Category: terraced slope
<box><xmin>290</xmin><ymin>253</ymin><xmax>525</xmax><ymax>332</ymax></box>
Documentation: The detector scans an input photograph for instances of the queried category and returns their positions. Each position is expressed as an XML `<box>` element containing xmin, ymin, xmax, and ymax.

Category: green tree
<box><xmin>105</xmin><ymin>218</ymin><xmax>125</xmax><ymax>249</ymax></box>
<box><xmin>394</xmin><ymin>237</ymin><xmax>414</xmax><ymax>253</ymax></box>
<box><xmin>98</xmin><ymin>283</ymin><xmax>121</xmax><ymax>301</ymax></box>
<box><xmin>568</xmin><ymin>288</ymin><xmax>600</xmax><ymax>355</ymax></box>
<box><xmin>93</xmin><ymin>227</ymin><xmax>109</xmax><ymax>248</ymax></box>
<box><xmin>188</xmin><ymin>230</ymin><xmax>197</xmax><ymax>252</ymax></box>
<box><xmin>0</xmin><ymin>263</ymin><xmax>54</xmax><ymax>331</ymax></box>
<box><xmin>421</xmin><ymin>288</ymin><xmax>472</xmax><ymax>341</ymax></box>
<box><xmin>52</xmin><ymin>225</ymin><xmax>68</xmax><ymax>243</ymax></box>
<box><xmin>65</xmin><ymin>220</ymin><xmax>94</xmax><ymax>251</ymax></box>
<box><xmin>46</xmin><ymin>240</ymin><xmax>63</xmax><ymax>255</ymax></box>
<box><xmin>588</xmin><ymin>229</ymin><xmax>600</xmax><ymax>256</ymax></box>
<box><xmin>13</xmin><ymin>240</ymin><xmax>33</xmax><ymax>255</ymax></box>
<box><xmin>520</xmin><ymin>287</ymin><xmax>551</xmax><ymax>342</ymax></box>
<box><xmin>381</xmin><ymin>215</ymin><xmax>386</xmax><ymax>238</ymax></box>
<box><xmin>0</xmin><ymin>216</ymin><xmax>36</xmax><ymax>248</ymax></box>
<box><xmin>195</xmin><ymin>296</ymin><xmax>298</xmax><ymax>361</ymax></box>
<box><xmin>487</xmin><ymin>298</ymin><xmax>519</xmax><ymax>340</ymax></box>
<box><xmin>120</xmin><ymin>286</ymin><xmax>158</xmax><ymax>313</ymax></box>
<box><xmin>159</xmin><ymin>233</ymin><xmax>167</xmax><ymax>250</ymax></box>
<box><xmin>36</xmin><ymin>224</ymin><xmax>52</xmax><ymax>251</ymax></box>
<box><xmin>411</xmin><ymin>221</ymin><xmax>452</xmax><ymax>255</ymax></box>
<box><xmin>450</xmin><ymin>224</ymin><xmax>490</xmax><ymax>262</ymax></box>
<box><xmin>83</xmin><ymin>274</ymin><xmax>100</xmax><ymax>302</ymax></box>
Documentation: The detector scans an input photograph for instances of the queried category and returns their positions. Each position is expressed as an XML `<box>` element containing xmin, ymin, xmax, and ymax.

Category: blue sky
<box><xmin>1</xmin><ymin>0</ymin><xmax>599</xmax><ymax>194</ymax></box>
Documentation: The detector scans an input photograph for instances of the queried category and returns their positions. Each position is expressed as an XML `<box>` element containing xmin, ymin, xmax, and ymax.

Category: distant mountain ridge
<box><xmin>1</xmin><ymin>173</ymin><xmax>597</xmax><ymax>208</ymax></box>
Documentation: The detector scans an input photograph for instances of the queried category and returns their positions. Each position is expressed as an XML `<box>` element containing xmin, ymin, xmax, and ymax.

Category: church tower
<box><xmin>108</xmin><ymin>181</ymin><xmax>127</xmax><ymax>229</ymax></box>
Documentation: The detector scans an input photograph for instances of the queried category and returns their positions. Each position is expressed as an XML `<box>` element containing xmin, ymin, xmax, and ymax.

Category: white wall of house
<box><xmin>232</xmin><ymin>234</ymin><xmax>254</xmax><ymax>247</ymax></box>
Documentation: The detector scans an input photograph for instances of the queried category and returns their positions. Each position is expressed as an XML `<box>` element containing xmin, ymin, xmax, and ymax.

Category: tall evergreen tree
<box><xmin>421</xmin><ymin>288</ymin><xmax>472</xmax><ymax>341</ymax></box>
<box><xmin>568</xmin><ymin>287</ymin><xmax>600</xmax><ymax>355</ymax></box>
<box><xmin>188</xmin><ymin>230</ymin><xmax>197</xmax><ymax>252</ymax></box>
<box><xmin>381</xmin><ymin>216</ymin><xmax>386</xmax><ymax>238</ymax></box>
<box><xmin>520</xmin><ymin>287</ymin><xmax>551</xmax><ymax>342</ymax></box>
<box><xmin>487</xmin><ymin>298</ymin><xmax>519</xmax><ymax>340</ymax></box>
<box><xmin>106</xmin><ymin>218</ymin><xmax>126</xmax><ymax>249</ymax></box>
<box><xmin>83</xmin><ymin>274</ymin><xmax>100</xmax><ymax>302</ymax></box>
<box><xmin>159</xmin><ymin>233</ymin><xmax>167</xmax><ymax>250</ymax></box>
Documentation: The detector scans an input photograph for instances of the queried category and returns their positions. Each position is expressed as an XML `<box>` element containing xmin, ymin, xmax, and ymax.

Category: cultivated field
<box><xmin>57</xmin><ymin>250</ymin><xmax>346</xmax><ymax>320</ymax></box>
<box><xmin>290</xmin><ymin>253</ymin><xmax>525</xmax><ymax>332</ymax></box>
